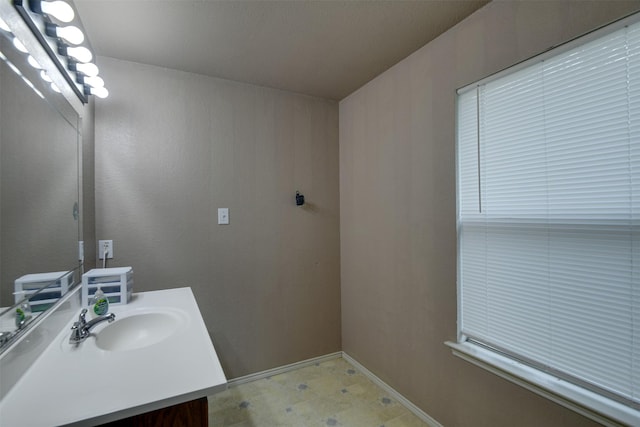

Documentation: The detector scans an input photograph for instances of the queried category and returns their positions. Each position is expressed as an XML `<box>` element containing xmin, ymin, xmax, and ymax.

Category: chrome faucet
<box><xmin>0</xmin><ymin>331</ymin><xmax>14</xmax><ymax>348</ymax></box>
<box><xmin>69</xmin><ymin>308</ymin><xmax>115</xmax><ymax>344</ymax></box>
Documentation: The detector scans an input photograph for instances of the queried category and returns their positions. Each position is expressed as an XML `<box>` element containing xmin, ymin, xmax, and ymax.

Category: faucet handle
<box><xmin>78</xmin><ymin>308</ymin><xmax>88</xmax><ymax>324</ymax></box>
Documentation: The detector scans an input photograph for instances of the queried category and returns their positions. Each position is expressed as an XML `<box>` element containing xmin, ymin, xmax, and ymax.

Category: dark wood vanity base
<box><xmin>98</xmin><ymin>397</ymin><xmax>208</xmax><ymax>427</ymax></box>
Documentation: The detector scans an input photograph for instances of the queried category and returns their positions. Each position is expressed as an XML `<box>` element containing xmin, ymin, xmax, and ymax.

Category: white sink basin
<box><xmin>1</xmin><ymin>288</ymin><xmax>227</xmax><ymax>427</ymax></box>
<box><xmin>95</xmin><ymin>308</ymin><xmax>187</xmax><ymax>352</ymax></box>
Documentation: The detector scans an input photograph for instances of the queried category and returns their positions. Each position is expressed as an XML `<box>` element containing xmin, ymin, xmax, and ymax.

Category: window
<box><xmin>452</xmin><ymin>15</ymin><xmax>639</xmax><ymax>426</ymax></box>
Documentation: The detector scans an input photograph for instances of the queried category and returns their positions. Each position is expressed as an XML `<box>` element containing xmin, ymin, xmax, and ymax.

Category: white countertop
<box><xmin>0</xmin><ymin>287</ymin><xmax>227</xmax><ymax>426</ymax></box>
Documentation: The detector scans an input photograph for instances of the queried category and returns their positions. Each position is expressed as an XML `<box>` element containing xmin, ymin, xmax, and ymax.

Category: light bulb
<box><xmin>87</xmin><ymin>86</ymin><xmax>108</xmax><ymax>98</ymax></box>
<box><xmin>12</xmin><ymin>37</ymin><xmax>28</xmax><ymax>53</ymax></box>
<box><xmin>40</xmin><ymin>1</ymin><xmax>75</xmax><ymax>23</ymax></box>
<box><xmin>0</xmin><ymin>17</ymin><xmax>10</xmax><ymax>32</ymax></box>
<box><xmin>84</xmin><ymin>75</ymin><xmax>104</xmax><ymax>88</ymax></box>
<box><xmin>46</xmin><ymin>23</ymin><xmax>84</xmax><ymax>45</ymax></box>
<box><xmin>27</xmin><ymin>55</ymin><xmax>42</xmax><ymax>69</ymax></box>
<box><xmin>58</xmin><ymin>25</ymin><xmax>83</xmax><ymax>44</ymax></box>
<box><xmin>66</xmin><ymin>46</ymin><xmax>92</xmax><ymax>63</ymax></box>
<box><xmin>51</xmin><ymin>82</ymin><xmax>61</xmax><ymax>93</ymax></box>
<box><xmin>40</xmin><ymin>70</ymin><xmax>52</xmax><ymax>82</ymax></box>
<box><xmin>75</xmin><ymin>62</ymin><xmax>99</xmax><ymax>77</ymax></box>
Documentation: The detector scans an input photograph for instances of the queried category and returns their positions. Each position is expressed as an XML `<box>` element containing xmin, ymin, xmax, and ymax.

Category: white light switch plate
<box><xmin>218</xmin><ymin>208</ymin><xmax>229</xmax><ymax>225</ymax></box>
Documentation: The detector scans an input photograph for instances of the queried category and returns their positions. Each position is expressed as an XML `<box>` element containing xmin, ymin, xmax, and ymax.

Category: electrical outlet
<box><xmin>99</xmin><ymin>240</ymin><xmax>113</xmax><ymax>259</ymax></box>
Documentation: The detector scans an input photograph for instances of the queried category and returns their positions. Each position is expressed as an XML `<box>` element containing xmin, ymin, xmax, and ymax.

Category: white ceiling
<box><xmin>74</xmin><ymin>0</ymin><xmax>488</xmax><ymax>100</ymax></box>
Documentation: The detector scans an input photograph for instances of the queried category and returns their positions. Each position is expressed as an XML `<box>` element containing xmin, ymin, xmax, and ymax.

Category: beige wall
<box><xmin>94</xmin><ymin>57</ymin><xmax>340</xmax><ymax>378</ymax></box>
<box><xmin>339</xmin><ymin>2</ymin><xmax>640</xmax><ymax>426</ymax></box>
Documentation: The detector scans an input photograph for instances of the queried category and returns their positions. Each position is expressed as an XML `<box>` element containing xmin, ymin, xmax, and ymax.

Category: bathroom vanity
<box><xmin>0</xmin><ymin>287</ymin><xmax>227</xmax><ymax>426</ymax></box>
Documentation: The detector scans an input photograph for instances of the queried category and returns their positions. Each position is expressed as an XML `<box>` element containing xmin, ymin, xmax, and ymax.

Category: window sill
<box><xmin>445</xmin><ymin>341</ymin><xmax>638</xmax><ymax>427</ymax></box>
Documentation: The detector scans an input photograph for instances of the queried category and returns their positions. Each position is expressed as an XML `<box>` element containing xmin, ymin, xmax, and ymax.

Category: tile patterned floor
<box><xmin>208</xmin><ymin>357</ymin><xmax>430</xmax><ymax>427</ymax></box>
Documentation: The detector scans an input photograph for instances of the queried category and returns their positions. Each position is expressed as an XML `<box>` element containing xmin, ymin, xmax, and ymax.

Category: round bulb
<box><xmin>40</xmin><ymin>1</ymin><xmax>75</xmax><ymax>23</ymax></box>
<box><xmin>12</xmin><ymin>37</ymin><xmax>28</xmax><ymax>53</ymax></box>
<box><xmin>27</xmin><ymin>55</ymin><xmax>42</xmax><ymax>69</ymax></box>
<box><xmin>76</xmin><ymin>62</ymin><xmax>98</xmax><ymax>77</ymax></box>
<box><xmin>55</xmin><ymin>25</ymin><xmax>84</xmax><ymax>45</ymax></box>
<box><xmin>84</xmin><ymin>75</ymin><xmax>104</xmax><ymax>88</ymax></box>
<box><xmin>40</xmin><ymin>70</ymin><xmax>52</xmax><ymax>82</ymax></box>
<box><xmin>0</xmin><ymin>17</ymin><xmax>10</xmax><ymax>32</ymax></box>
<box><xmin>90</xmin><ymin>86</ymin><xmax>108</xmax><ymax>98</ymax></box>
<box><xmin>66</xmin><ymin>46</ymin><xmax>92</xmax><ymax>63</ymax></box>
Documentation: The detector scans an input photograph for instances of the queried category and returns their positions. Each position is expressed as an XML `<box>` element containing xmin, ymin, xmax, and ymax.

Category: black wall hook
<box><xmin>295</xmin><ymin>191</ymin><xmax>305</xmax><ymax>206</ymax></box>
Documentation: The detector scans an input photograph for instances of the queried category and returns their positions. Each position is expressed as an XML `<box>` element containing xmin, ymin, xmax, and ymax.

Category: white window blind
<box><xmin>457</xmin><ymin>20</ymin><xmax>640</xmax><ymax>412</ymax></box>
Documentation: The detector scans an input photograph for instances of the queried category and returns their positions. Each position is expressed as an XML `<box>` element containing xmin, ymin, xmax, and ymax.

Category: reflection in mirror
<box><xmin>0</xmin><ymin>21</ymin><xmax>81</xmax><ymax>350</ymax></box>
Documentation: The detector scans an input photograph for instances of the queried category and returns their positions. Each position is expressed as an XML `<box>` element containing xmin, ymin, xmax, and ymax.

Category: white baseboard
<box><xmin>342</xmin><ymin>352</ymin><xmax>444</xmax><ymax>427</ymax></box>
<box><xmin>228</xmin><ymin>352</ymin><xmax>342</xmax><ymax>387</ymax></box>
<box><xmin>227</xmin><ymin>351</ymin><xmax>442</xmax><ymax>427</ymax></box>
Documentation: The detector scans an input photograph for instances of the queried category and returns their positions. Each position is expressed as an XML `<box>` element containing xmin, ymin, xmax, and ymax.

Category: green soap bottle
<box><xmin>14</xmin><ymin>291</ymin><xmax>32</xmax><ymax>328</ymax></box>
<box><xmin>92</xmin><ymin>287</ymin><xmax>109</xmax><ymax>316</ymax></box>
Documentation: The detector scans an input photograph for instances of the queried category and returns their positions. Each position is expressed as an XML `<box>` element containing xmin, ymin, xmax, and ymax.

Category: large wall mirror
<box><xmin>0</xmin><ymin>23</ymin><xmax>82</xmax><ymax>344</ymax></box>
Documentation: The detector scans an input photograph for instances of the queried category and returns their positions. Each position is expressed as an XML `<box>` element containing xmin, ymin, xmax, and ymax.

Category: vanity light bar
<box><xmin>11</xmin><ymin>0</ymin><xmax>107</xmax><ymax>102</ymax></box>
